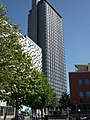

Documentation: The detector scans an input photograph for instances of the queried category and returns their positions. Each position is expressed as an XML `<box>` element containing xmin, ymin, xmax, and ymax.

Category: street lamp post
<box><xmin>75</xmin><ymin>104</ymin><xmax>77</xmax><ymax>114</ymax></box>
<box><xmin>67</xmin><ymin>107</ymin><xmax>69</xmax><ymax>120</ymax></box>
<box><xmin>78</xmin><ymin>109</ymin><xmax>81</xmax><ymax>120</ymax></box>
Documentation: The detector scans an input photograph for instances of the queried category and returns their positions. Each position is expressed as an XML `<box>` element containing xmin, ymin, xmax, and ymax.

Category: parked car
<box><xmin>80</xmin><ymin>116</ymin><xmax>87</xmax><ymax>120</ymax></box>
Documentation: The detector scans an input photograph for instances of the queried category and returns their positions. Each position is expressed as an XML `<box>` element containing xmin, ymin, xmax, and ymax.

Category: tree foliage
<box><xmin>25</xmin><ymin>71</ymin><xmax>57</xmax><ymax>109</ymax></box>
<box><xmin>0</xmin><ymin>1</ymin><xmax>34</xmax><ymax>109</ymax></box>
<box><xmin>59</xmin><ymin>92</ymin><xmax>70</xmax><ymax>109</ymax></box>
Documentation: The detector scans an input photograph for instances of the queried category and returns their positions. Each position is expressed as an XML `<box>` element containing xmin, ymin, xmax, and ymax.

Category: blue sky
<box><xmin>1</xmin><ymin>0</ymin><xmax>90</xmax><ymax>92</ymax></box>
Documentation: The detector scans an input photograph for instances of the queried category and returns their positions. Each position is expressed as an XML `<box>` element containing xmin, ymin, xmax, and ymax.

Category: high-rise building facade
<box><xmin>28</xmin><ymin>0</ymin><xmax>66</xmax><ymax>99</ymax></box>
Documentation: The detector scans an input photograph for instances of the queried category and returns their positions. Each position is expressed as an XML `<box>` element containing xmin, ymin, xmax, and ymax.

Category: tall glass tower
<box><xmin>28</xmin><ymin>0</ymin><xmax>67</xmax><ymax>99</ymax></box>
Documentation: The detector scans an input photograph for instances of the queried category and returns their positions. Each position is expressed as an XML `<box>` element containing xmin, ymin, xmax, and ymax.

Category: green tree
<box><xmin>59</xmin><ymin>91</ymin><xmax>70</xmax><ymax>109</ymax></box>
<box><xmin>25</xmin><ymin>70</ymin><xmax>57</xmax><ymax>109</ymax></box>
<box><xmin>0</xmin><ymin>1</ymin><xmax>34</xmax><ymax>119</ymax></box>
<box><xmin>25</xmin><ymin>70</ymin><xmax>57</xmax><ymax>117</ymax></box>
<box><xmin>46</xmin><ymin>87</ymin><xmax>57</xmax><ymax>108</ymax></box>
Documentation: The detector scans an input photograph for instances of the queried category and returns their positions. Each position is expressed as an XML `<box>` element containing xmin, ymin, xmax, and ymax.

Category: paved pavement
<box><xmin>0</xmin><ymin>118</ymin><xmax>67</xmax><ymax>120</ymax></box>
<box><xmin>0</xmin><ymin>116</ymin><xmax>67</xmax><ymax>120</ymax></box>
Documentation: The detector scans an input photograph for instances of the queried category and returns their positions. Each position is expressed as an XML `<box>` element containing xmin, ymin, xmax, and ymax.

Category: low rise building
<box><xmin>20</xmin><ymin>36</ymin><xmax>42</xmax><ymax>72</ymax></box>
<box><xmin>69</xmin><ymin>63</ymin><xmax>90</xmax><ymax>114</ymax></box>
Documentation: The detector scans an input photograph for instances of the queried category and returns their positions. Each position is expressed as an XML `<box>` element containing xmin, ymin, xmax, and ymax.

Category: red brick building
<box><xmin>69</xmin><ymin>64</ymin><xmax>90</xmax><ymax>114</ymax></box>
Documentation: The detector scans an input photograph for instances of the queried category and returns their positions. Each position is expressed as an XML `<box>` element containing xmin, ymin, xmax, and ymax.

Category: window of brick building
<box><xmin>78</xmin><ymin>79</ymin><xmax>82</xmax><ymax>85</ymax></box>
<box><xmin>79</xmin><ymin>92</ymin><xmax>83</xmax><ymax>97</ymax></box>
<box><xmin>86</xmin><ymin>92</ymin><xmax>90</xmax><ymax>97</ymax></box>
<box><xmin>85</xmin><ymin>79</ymin><xmax>90</xmax><ymax>85</ymax></box>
